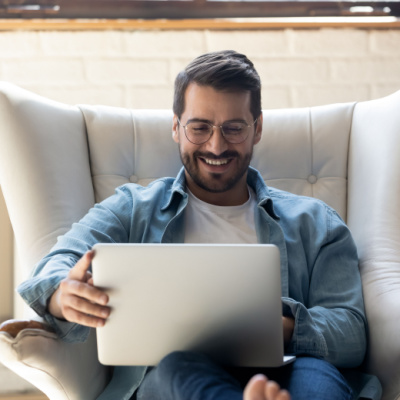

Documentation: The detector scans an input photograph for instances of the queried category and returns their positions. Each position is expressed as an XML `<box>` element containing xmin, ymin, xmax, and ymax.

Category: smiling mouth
<box><xmin>195</xmin><ymin>151</ymin><xmax>238</xmax><ymax>169</ymax></box>
<box><xmin>203</xmin><ymin>158</ymin><xmax>230</xmax><ymax>166</ymax></box>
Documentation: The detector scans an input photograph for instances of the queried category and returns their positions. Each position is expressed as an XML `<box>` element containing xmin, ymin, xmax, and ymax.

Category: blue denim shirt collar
<box><xmin>161</xmin><ymin>167</ymin><xmax>187</xmax><ymax>211</ymax></box>
<box><xmin>161</xmin><ymin>166</ymin><xmax>280</xmax><ymax>221</ymax></box>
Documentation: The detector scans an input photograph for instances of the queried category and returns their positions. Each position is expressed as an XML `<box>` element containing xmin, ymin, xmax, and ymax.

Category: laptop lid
<box><xmin>92</xmin><ymin>243</ymin><xmax>295</xmax><ymax>367</ymax></box>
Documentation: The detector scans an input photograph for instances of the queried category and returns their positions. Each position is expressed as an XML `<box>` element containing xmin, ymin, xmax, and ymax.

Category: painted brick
<box><xmin>128</xmin><ymin>83</ymin><xmax>291</xmax><ymax>111</ymax></box>
<box><xmin>290</xmin><ymin>29</ymin><xmax>368</xmax><ymax>56</ymax></box>
<box><xmin>124</xmin><ymin>31</ymin><xmax>206</xmax><ymax>57</ymax></box>
<box><xmin>261</xmin><ymin>87</ymin><xmax>292</xmax><ymax>109</ymax></box>
<box><xmin>371</xmin><ymin>84</ymin><xmax>400</xmax><ymax>99</ymax></box>
<box><xmin>0</xmin><ymin>32</ymin><xmax>41</xmax><ymax>57</ymax></box>
<box><xmin>292</xmin><ymin>84</ymin><xmax>370</xmax><ymax>107</ymax></box>
<box><xmin>85</xmin><ymin>59</ymin><xmax>169</xmax><ymax>85</ymax></box>
<box><xmin>23</xmin><ymin>84</ymin><xmax>125</xmax><ymax>107</ymax></box>
<box><xmin>255</xmin><ymin>58</ymin><xmax>329</xmax><ymax>84</ymax></box>
<box><xmin>370</xmin><ymin>30</ymin><xmax>400</xmax><ymax>55</ymax></box>
<box><xmin>330</xmin><ymin>58</ymin><xmax>400</xmax><ymax>83</ymax></box>
<box><xmin>205</xmin><ymin>31</ymin><xmax>289</xmax><ymax>56</ymax></box>
<box><xmin>169</xmin><ymin>57</ymin><xmax>197</xmax><ymax>83</ymax></box>
<box><xmin>40</xmin><ymin>31</ymin><xmax>124</xmax><ymax>56</ymax></box>
<box><xmin>3</xmin><ymin>59</ymin><xmax>85</xmax><ymax>84</ymax></box>
<box><xmin>126</xmin><ymin>86</ymin><xmax>174</xmax><ymax>109</ymax></box>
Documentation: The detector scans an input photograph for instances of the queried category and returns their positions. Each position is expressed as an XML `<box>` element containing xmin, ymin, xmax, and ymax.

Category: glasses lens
<box><xmin>221</xmin><ymin>122</ymin><xmax>249</xmax><ymax>143</ymax></box>
<box><xmin>186</xmin><ymin>122</ymin><xmax>212</xmax><ymax>144</ymax></box>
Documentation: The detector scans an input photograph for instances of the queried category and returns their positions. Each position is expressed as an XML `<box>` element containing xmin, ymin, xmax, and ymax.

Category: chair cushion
<box><xmin>0</xmin><ymin>327</ymin><xmax>110</xmax><ymax>400</ymax></box>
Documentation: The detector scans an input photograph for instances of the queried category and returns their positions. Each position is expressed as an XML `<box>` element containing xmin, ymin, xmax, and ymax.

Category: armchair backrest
<box><xmin>0</xmin><ymin>82</ymin><xmax>355</xmax><ymax>273</ymax></box>
<box><xmin>348</xmin><ymin>92</ymin><xmax>400</xmax><ymax>400</ymax></box>
<box><xmin>0</xmin><ymin>81</ymin><xmax>399</xmax><ymax>399</ymax></box>
<box><xmin>83</xmin><ymin>103</ymin><xmax>354</xmax><ymax>216</ymax></box>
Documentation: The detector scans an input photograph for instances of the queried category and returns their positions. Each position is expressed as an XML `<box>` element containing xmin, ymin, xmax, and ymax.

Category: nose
<box><xmin>205</xmin><ymin>126</ymin><xmax>229</xmax><ymax>156</ymax></box>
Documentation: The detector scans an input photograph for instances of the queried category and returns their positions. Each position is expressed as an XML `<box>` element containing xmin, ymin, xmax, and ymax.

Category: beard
<box><xmin>179</xmin><ymin>148</ymin><xmax>253</xmax><ymax>194</ymax></box>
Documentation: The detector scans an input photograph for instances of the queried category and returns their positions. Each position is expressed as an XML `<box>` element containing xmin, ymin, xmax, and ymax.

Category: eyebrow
<box><xmin>185</xmin><ymin>118</ymin><xmax>249</xmax><ymax>125</ymax></box>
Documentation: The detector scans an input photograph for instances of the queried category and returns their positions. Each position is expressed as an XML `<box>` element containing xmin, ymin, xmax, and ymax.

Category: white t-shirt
<box><xmin>184</xmin><ymin>187</ymin><xmax>258</xmax><ymax>244</ymax></box>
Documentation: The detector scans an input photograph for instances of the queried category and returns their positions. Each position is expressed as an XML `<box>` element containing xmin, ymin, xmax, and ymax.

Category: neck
<box><xmin>185</xmin><ymin>176</ymin><xmax>249</xmax><ymax>206</ymax></box>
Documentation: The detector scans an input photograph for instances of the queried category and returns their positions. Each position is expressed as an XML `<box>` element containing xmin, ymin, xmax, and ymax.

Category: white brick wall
<box><xmin>289</xmin><ymin>29</ymin><xmax>369</xmax><ymax>55</ymax></box>
<box><xmin>0</xmin><ymin>28</ymin><xmax>399</xmax><ymax>109</ymax></box>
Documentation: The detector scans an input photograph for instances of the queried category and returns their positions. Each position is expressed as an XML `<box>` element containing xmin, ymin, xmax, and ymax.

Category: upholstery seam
<box><xmin>345</xmin><ymin>101</ymin><xmax>358</xmax><ymax>224</ymax></box>
<box><xmin>76</xmin><ymin>105</ymin><xmax>96</xmax><ymax>199</ymax></box>
<box><xmin>129</xmin><ymin>109</ymin><xmax>138</xmax><ymax>178</ymax></box>
<box><xmin>308</xmin><ymin>107</ymin><xmax>314</xmax><ymax>198</ymax></box>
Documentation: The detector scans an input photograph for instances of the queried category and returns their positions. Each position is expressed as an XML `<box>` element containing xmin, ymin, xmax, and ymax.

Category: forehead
<box><xmin>183</xmin><ymin>83</ymin><xmax>252</xmax><ymax>120</ymax></box>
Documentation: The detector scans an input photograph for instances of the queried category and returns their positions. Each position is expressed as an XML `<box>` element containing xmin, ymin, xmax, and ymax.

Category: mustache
<box><xmin>193</xmin><ymin>150</ymin><xmax>239</xmax><ymax>160</ymax></box>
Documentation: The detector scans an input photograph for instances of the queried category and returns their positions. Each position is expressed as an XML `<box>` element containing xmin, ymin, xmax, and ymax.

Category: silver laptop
<box><xmin>92</xmin><ymin>243</ymin><xmax>295</xmax><ymax>367</ymax></box>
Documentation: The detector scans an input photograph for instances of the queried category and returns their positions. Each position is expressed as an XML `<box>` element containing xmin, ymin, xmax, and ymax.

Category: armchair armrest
<box><xmin>349</xmin><ymin>91</ymin><xmax>400</xmax><ymax>400</ymax></box>
<box><xmin>0</xmin><ymin>319</ymin><xmax>54</xmax><ymax>338</ymax></box>
<box><xmin>0</xmin><ymin>319</ymin><xmax>111</xmax><ymax>400</ymax></box>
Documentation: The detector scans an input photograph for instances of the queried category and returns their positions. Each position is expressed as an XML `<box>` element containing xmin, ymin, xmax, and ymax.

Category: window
<box><xmin>0</xmin><ymin>0</ymin><xmax>399</xmax><ymax>19</ymax></box>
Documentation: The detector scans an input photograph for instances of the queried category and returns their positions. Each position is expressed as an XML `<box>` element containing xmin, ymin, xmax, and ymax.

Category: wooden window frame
<box><xmin>0</xmin><ymin>0</ymin><xmax>399</xmax><ymax>19</ymax></box>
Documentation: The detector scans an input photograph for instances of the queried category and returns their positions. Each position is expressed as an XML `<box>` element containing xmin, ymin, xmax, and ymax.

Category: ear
<box><xmin>253</xmin><ymin>113</ymin><xmax>263</xmax><ymax>145</ymax></box>
<box><xmin>172</xmin><ymin>115</ymin><xmax>180</xmax><ymax>144</ymax></box>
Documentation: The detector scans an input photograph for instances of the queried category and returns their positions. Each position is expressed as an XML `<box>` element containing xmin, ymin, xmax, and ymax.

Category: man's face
<box><xmin>172</xmin><ymin>83</ymin><xmax>262</xmax><ymax>205</ymax></box>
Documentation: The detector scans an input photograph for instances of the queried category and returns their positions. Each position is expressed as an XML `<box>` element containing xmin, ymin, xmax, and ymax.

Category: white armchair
<box><xmin>0</xmin><ymin>82</ymin><xmax>399</xmax><ymax>400</ymax></box>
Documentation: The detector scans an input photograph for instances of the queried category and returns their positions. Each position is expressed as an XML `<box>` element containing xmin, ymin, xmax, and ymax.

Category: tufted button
<box><xmin>129</xmin><ymin>175</ymin><xmax>138</xmax><ymax>183</ymax></box>
<box><xmin>307</xmin><ymin>174</ymin><xmax>318</xmax><ymax>184</ymax></box>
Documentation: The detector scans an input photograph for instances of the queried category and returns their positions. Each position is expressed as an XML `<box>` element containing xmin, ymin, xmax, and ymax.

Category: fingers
<box><xmin>53</xmin><ymin>250</ymin><xmax>111</xmax><ymax>328</ymax></box>
<box><xmin>60</xmin><ymin>290</ymin><xmax>110</xmax><ymax>328</ymax></box>
<box><xmin>60</xmin><ymin>278</ymin><xmax>108</xmax><ymax>305</ymax></box>
<box><xmin>58</xmin><ymin>280</ymin><xmax>110</xmax><ymax>328</ymax></box>
<box><xmin>68</xmin><ymin>250</ymin><xmax>95</xmax><ymax>281</ymax></box>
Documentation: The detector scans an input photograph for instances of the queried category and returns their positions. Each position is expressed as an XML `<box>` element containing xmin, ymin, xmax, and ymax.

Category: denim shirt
<box><xmin>18</xmin><ymin>167</ymin><xmax>367</xmax><ymax>400</ymax></box>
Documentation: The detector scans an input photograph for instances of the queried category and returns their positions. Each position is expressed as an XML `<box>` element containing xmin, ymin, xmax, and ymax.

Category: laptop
<box><xmin>92</xmin><ymin>243</ymin><xmax>295</xmax><ymax>367</ymax></box>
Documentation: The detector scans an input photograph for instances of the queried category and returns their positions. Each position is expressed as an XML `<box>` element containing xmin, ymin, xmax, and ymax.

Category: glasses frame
<box><xmin>177</xmin><ymin>118</ymin><xmax>258</xmax><ymax>145</ymax></box>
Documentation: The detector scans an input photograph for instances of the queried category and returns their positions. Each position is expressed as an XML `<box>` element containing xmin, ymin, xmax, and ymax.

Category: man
<box><xmin>18</xmin><ymin>51</ymin><xmax>368</xmax><ymax>400</ymax></box>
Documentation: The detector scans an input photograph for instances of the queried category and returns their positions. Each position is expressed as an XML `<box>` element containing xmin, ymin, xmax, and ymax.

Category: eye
<box><xmin>223</xmin><ymin>123</ymin><xmax>246</xmax><ymax>135</ymax></box>
<box><xmin>189</xmin><ymin>123</ymin><xmax>211</xmax><ymax>133</ymax></box>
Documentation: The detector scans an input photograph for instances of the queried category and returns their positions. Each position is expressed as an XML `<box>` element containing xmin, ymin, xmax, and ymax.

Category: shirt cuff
<box><xmin>282</xmin><ymin>296</ymin><xmax>328</xmax><ymax>359</ymax></box>
<box><xmin>17</xmin><ymin>273</ymin><xmax>90</xmax><ymax>343</ymax></box>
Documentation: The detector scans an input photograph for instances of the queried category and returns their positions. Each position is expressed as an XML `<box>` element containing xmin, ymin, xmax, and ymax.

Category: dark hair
<box><xmin>173</xmin><ymin>50</ymin><xmax>262</xmax><ymax>120</ymax></box>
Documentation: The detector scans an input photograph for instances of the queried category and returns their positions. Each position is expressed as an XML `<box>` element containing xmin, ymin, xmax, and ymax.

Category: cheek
<box><xmin>177</xmin><ymin>140</ymin><xmax>190</xmax><ymax>159</ymax></box>
<box><xmin>181</xmin><ymin>145</ymin><xmax>197</xmax><ymax>161</ymax></box>
<box><xmin>235</xmin><ymin>142</ymin><xmax>253</xmax><ymax>156</ymax></box>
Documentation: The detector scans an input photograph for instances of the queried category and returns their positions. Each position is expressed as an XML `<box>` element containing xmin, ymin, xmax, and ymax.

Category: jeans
<box><xmin>135</xmin><ymin>351</ymin><xmax>353</xmax><ymax>400</ymax></box>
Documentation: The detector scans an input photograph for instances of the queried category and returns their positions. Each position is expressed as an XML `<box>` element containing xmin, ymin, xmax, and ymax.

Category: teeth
<box><xmin>204</xmin><ymin>158</ymin><xmax>229</xmax><ymax>166</ymax></box>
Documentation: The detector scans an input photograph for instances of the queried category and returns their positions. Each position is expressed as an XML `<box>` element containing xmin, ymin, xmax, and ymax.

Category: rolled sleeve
<box><xmin>281</xmin><ymin>207</ymin><xmax>367</xmax><ymax>368</ymax></box>
<box><xmin>282</xmin><ymin>297</ymin><xmax>329</xmax><ymax>359</ymax></box>
<box><xmin>17</xmin><ymin>257</ymin><xmax>91</xmax><ymax>343</ymax></box>
<box><xmin>17</xmin><ymin>186</ymin><xmax>134</xmax><ymax>343</ymax></box>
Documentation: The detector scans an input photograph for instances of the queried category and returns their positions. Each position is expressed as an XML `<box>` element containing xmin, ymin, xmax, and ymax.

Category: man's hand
<box><xmin>48</xmin><ymin>250</ymin><xmax>110</xmax><ymax>328</ymax></box>
<box><xmin>282</xmin><ymin>316</ymin><xmax>294</xmax><ymax>348</ymax></box>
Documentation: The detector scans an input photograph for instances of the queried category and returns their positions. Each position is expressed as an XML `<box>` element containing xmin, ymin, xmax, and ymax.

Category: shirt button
<box><xmin>308</xmin><ymin>174</ymin><xmax>318</xmax><ymax>184</ymax></box>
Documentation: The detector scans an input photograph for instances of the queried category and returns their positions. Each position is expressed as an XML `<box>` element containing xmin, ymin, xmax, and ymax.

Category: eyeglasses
<box><xmin>177</xmin><ymin>118</ymin><xmax>258</xmax><ymax>145</ymax></box>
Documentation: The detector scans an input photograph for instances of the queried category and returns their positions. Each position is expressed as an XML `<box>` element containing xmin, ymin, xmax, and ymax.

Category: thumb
<box><xmin>69</xmin><ymin>250</ymin><xmax>95</xmax><ymax>282</ymax></box>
